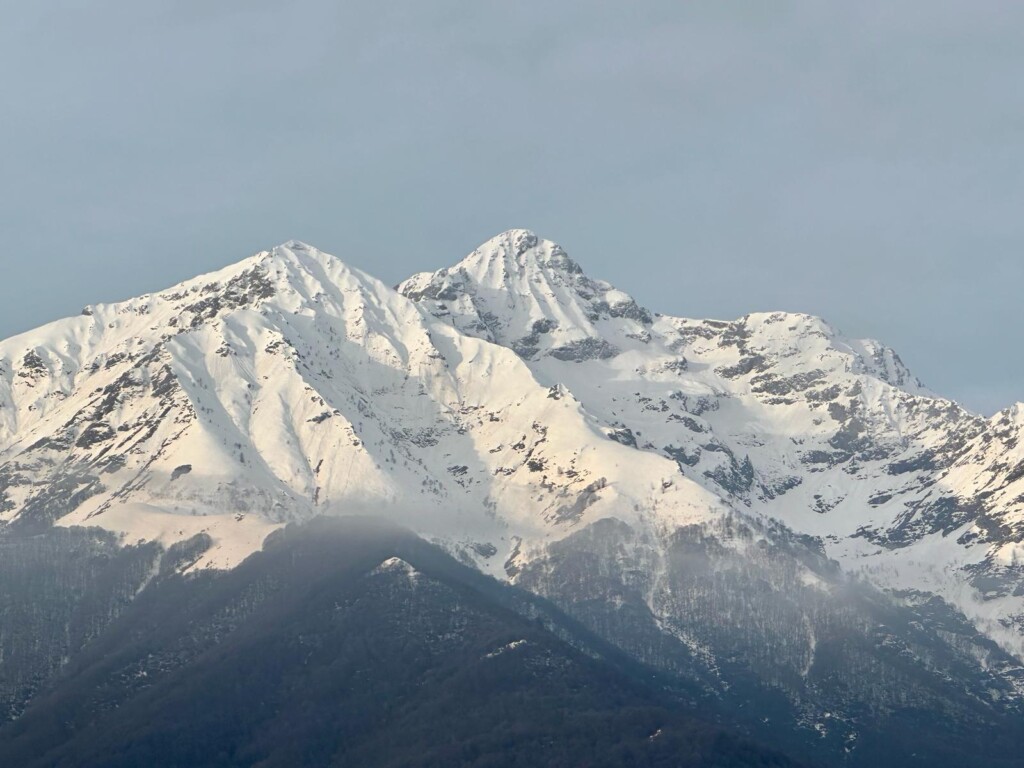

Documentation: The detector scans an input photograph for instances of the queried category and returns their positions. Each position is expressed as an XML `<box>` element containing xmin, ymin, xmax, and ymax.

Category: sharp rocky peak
<box><xmin>399</xmin><ymin>230</ymin><xmax>653</xmax><ymax>358</ymax></box>
<box><xmin>459</xmin><ymin>229</ymin><xmax>585</xmax><ymax>279</ymax></box>
<box><xmin>399</xmin><ymin>229</ymin><xmax>588</xmax><ymax>298</ymax></box>
<box><xmin>995</xmin><ymin>402</ymin><xmax>1024</xmax><ymax>428</ymax></box>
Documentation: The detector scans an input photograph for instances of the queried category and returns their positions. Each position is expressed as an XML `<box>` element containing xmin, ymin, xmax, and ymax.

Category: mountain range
<box><xmin>1</xmin><ymin>230</ymin><xmax>1022</xmax><ymax>766</ymax></box>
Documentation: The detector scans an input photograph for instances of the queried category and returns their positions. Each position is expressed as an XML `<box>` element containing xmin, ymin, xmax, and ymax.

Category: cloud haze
<box><xmin>1</xmin><ymin>1</ymin><xmax>1020</xmax><ymax>413</ymax></box>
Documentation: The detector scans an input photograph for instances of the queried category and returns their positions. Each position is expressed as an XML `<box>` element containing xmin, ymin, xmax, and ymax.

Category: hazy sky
<box><xmin>1</xmin><ymin>1</ymin><xmax>1021</xmax><ymax>413</ymax></box>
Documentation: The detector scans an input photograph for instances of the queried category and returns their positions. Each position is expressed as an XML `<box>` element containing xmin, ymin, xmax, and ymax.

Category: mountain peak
<box><xmin>996</xmin><ymin>401</ymin><xmax>1024</xmax><ymax>427</ymax></box>
<box><xmin>277</xmin><ymin>239</ymin><xmax>316</xmax><ymax>252</ymax></box>
<box><xmin>259</xmin><ymin>240</ymin><xmax>334</xmax><ymax>274</ymax></box>
<box><xmin>179</xmin><ymin>241</ymin><xmax>397</xmax><ymax>319</ymax></box>
<box><xmin>455</xmin><ymin>229</ymin><xmax>584</xmax><ymax>283</ymax></box>
<box><xmin>399</xmin><ymin>230</ymin><xmax>650</xmax><ymax>357</ymax></box>
<box><xmin>490</xmin><ymin>228</ymin><xmax>543</xmax><ymax>257</ymax></box>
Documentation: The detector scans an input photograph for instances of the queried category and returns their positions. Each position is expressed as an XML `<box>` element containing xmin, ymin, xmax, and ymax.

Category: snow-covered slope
<box><xmin>401</xmin><ymin>230</ymin><xmax>1024</xmax><ymax>656</ymax></box>
<box><xmin>2</xmin><ymin>230</ymin><xmax>1022</xmax><ymax>713</ymax></box>
<box><xmin>0</xmin><ymin>240</ymin><xmax>721</xmax><ymax>573</ymax></box>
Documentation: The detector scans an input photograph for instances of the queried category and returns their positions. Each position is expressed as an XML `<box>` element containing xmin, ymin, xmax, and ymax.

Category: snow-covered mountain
<box><xmin>400</xmin><ymin>230</ymin><xmax>1024</xmax><ymax>652</ymax></box>
<box><xmin>0</xmin><ymin>238</ymin><xmax>722</xmax><ymax>569</ymax></box>
<box><xmin>2</xmin><ymin>230</ymin><xmax>1023</xmax><ymax>762</ymax></box>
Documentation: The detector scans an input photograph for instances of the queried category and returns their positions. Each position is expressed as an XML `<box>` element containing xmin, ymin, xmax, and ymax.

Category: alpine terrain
<box><xmin>1</xmin><ymin>230</ymin><xmax>1022</xmax><ymax>766</ymax></box>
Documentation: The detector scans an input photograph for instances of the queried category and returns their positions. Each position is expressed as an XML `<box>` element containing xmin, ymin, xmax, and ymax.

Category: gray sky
<box><xmin>1</xmin><ymin>1</ymin><xmax>1021</xmax><ymax>414</ymax></box>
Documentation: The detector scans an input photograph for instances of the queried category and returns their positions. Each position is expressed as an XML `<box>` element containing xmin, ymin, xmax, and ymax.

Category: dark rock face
<box><xmin>170</xmin><ymin>464</ymin><xmax>192</xmax><ymax>481</ymax></box>
<box><xmin>549</xmin><ymin>338</ymin><xmax>620</xmax><ymax>362</ymax></box>
<box><xmin>180</xmin><ymin>266</ymin><xmax>276</xmax><ymax>327</ymax></box>
<box><xmin>74</xmin><ymin>422</ymin><xmax>115</xmax><ymax>449</ymax></box>
<box><xmin>702</xmin><ymin>450</ymin><xmax>756</xmax><ymax>497</ymax></box>
<box><xmin>18</xmin><ymin>350</ymin><xmax>48</xmax><ymax>380</ymax></box>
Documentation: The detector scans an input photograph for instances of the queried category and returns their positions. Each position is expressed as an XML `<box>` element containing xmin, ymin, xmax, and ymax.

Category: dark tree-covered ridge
<box><xmin>0</xmin><ymin>518</ymin><xmax>803</xmax><ymax>768</ymax></box>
